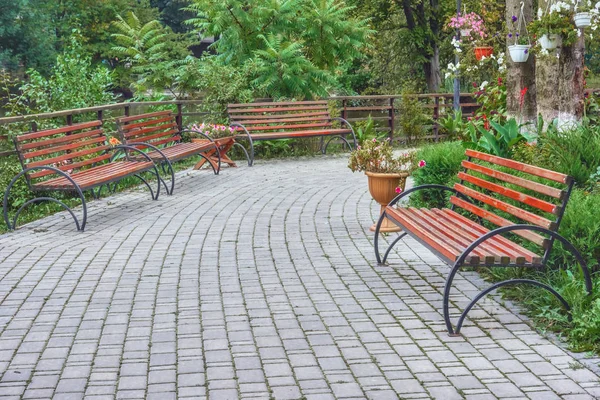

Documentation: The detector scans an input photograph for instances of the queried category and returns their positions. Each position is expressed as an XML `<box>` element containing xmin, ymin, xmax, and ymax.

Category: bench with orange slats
<box><xmin>227</xmin><ymin>100</ymin><xmax>356</xmax><ymax>166</ymax></box>
<box><xmin>3</xmin><ymin>121</ymin><xmax>161</xmax><ymax>232</ymax></box>
<box><xmin>116</xmin><ymin>111</ymin><xmax>223</xmax><ymax>195</ymax></box>
<box><xmin>374</xmin><ymin>149</ymin><xmax>593</xmax><ymax>336</ymax></box>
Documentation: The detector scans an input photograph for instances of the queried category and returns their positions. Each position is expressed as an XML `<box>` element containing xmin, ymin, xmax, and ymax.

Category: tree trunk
<box><xmin>536</xmin><ymin>0</ymin><xmax>585</xmax><ymax>129</ymax></box>
<box><xmin>424</xmin><ymin>44</ymin><xmax>441</xmax><ymax>92</ymax></box>
<box><xmin>505</xmin><ymin>0</ymin><xmax>536</xmax><ymax>124</ymax></box>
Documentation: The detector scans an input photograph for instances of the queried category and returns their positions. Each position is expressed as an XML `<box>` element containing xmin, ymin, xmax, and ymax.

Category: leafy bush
<box><xmin>464</xmin><ymin>118</ymin><xmax>533</xmax><ymax>158</ymax></box>
<box><xmin>540</xmin><ymin>124</ymin><xmax>600</xmax><ymax>188</ymax></box>
<box><xmin>397</xmin><ymin>92</ymin><xmax>430</xmax><ymax>143</ymax></box>
<box><xmin>409</xmin><ymin>141</ymin><xmax>466</xmax><ymax>208</ymax></box>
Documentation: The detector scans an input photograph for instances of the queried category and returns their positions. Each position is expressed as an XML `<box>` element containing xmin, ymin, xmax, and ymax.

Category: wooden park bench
<box><xmin>116</xmin><ymin>111</ymin><xmax>225</xmax><ymax>195</ymax></box>
<box><xmin>374</xmin><ymin>149</ymin><xmax>594</xmax><ymax>336</ymax></box>
<box><xmin>227</xmin><ymin>100</ymin><xmax>356</xmax><ymax>166</ymax></box>
<box><xmin>3</xmin><ymin>121</ymin><xmax>162</xmax><ymax>231</ymax></box>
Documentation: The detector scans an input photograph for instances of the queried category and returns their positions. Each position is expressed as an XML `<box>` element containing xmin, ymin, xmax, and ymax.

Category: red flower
<box><xmin>497</xmin><ymin>77</ymin><xmax>503</xmax><ymax>85</ymax></box>
<box><xmin>418</xmin><ymin>160</ymin><xmax>427</xmax><ymax>168</ymax></box>
<box><xmin>520</xmin><ymin>87</ymin><xmax>528</xmax><ymax>108</ymax></box>
<box><xmin>395</xmin><ymin>186</ymin><xmax>403</xmax><ymax>194</ymax></box>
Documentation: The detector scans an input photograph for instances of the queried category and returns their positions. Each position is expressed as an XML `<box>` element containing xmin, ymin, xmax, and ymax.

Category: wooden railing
<box><xmin>0</xmin><ymin>94</ymin><xmax>479</xmax><ymax>158</ymax></box>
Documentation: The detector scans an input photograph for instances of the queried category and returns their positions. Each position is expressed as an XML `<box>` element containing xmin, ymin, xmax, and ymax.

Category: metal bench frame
<box><xmin>374</xmin><ymin>150</ymin><xmax>594</xmax><ymax>336</ymax></box>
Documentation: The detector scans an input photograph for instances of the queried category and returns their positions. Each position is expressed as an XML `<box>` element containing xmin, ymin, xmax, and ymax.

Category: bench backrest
<box><xmin>116</xmin><ymin>111</ymin><xmax>179</xmax><ymax>147</ymax></box>
<box><xmin>227</xmin><ymin>101</ymin><xmax>334</xmax><ymax>133</ymax></box>
<box><xmin>14</xmin><ymin>121</ymin><xmax>110</xmax><ymax>182</ymax></box>
<box><xmin>451</xmin><ymin>149</ymin><xmax>573</xmax><ymax>251</ymax></box>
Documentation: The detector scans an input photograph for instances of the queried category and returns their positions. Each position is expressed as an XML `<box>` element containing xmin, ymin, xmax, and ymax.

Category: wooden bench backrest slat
<box><xmin>228</xmin><ymin>100</ymin><xmax>328</xmax><ymax>108</ymax></box>
<box><xmin>462</xmin><ymin>160</ymin><xmax>565</xmax><ymax>199</ymax></box>
<box><xmin>227</xmin><ymin>101</ymin><xmax>336</xmax><ymax>136</ymax></box>
<box><xmin>116</xmin><ymin>112</ymin><xmax>178</xmax><ymax>147</ymax></box>
<box><xmin>457</xmin><ymin>172</ymin><xmax>559</xmax><ymax>215</ymax></box>
<box><xmin>455</xmin><ymin>184</ymin><xmax>555</xmax><ymax>229</ymax></box>
<box><xmin>450</xmin><ymin>196</ymin><xmax>548</xmax><ymax>247</ymax></box>
<box><xmin>14</xmin><ymin>121</ymin><xmax>110</xmax><ymax>182</ymax></box>
<box><xmin>466</xmin><ymin>149</ymin><xmax>571</xmax><ymax>184</ymax></box>
<box><xmin>16</xmin><ymin>121</ymin><xmax>102</xmax><ymax>141</ymax></box>
<box><xmin>231</xmin><ymin>112</ymin><xmax>330</xmax><ymax>120</ymax></box>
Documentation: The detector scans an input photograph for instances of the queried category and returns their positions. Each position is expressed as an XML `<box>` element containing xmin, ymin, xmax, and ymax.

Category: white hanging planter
<box><xmin>460</xmin><ymin>28</ymin><xmax>472</xmax><ymax>37</ymax></box>
<box><xmin>574</xmin><ymin>12</ymin><xmax>592</xmax><ymax>28</ymax></box>
<box><xmin>539</xmin><ymin>34</ymin><xmax>561</xmax><ymax>50</ymax></box>
<box><xmin>508</xmin><ymin>44</ymin><xmax>531</xmax><ymax>63</ymax></box>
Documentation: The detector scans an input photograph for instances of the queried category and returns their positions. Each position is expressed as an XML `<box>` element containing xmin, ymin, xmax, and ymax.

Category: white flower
<box><xmin>557</xmin><ymin>52</ymin><xmax>561</xmax><ymax>59</ymax></box>
<box><xmin>538</xmin><ymin>7</ymin><xmax>543</xmax><ymax>18</ymax></box>
<box><xmin>480</xmin><ymin>81</ymin><xmax>489</xmax><ymax>91</ymax></box>
<box><xmin>577</xmin><ymin>29</ymin><xmax>582</xmax><ymax>37</ymax></box>
<box><xmin>540</xmin><ymin>48</ymin><xmax>549</xmax><ymax>56</ymax></box>
<box><xmin>445</xmin><ymin>72</ymin><xmax>452</xmax><ymax>80</ymax></box>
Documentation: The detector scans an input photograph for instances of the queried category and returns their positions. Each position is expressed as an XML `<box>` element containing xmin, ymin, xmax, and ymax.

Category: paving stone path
<box><xmin>0</xmin><ymin>156</ymin><xmax>599</xmax><ymax>400</ymax></box>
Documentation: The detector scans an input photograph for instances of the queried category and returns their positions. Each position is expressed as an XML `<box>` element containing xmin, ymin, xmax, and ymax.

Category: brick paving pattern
<box><xmin>0</xmin><ymin>156</ymin><xmax>599</xmax><ymax>399</ymax></box>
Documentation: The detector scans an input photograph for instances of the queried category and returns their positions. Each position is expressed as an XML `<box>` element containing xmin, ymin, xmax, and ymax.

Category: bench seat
<box><xmin>33</xmin><ymin>161</ymin><xmax>155</xmax><ymax>191</ymax></box>
<box><xmin>236</xmin><ymin>128</ymin><xmax>352</xmax><ymax>141</ymax></box>
<box><xmin>142</xmin><ymin>141</ymin><xmax>216</xmax><ymax>163</ymax></box>
<box><xmin>386</xmin><ymin>207</ymin><xmax>543</xmax><ymax>266</ymax></box>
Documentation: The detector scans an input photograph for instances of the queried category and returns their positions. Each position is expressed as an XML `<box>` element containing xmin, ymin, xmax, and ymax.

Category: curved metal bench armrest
<box><xmin>124</xmin><ymin>142</ymin><xmax>170</xmax><ymax>164</ymax></box>
<box><xmin>387</xmin><ymin>184</ymin><xmax>470</xmax><ymax>207</ymax></box>
<box><xmin>331</xmin><ymin>117</ymin><xmax>357</xmax><ymax>148</ymax></box>
<box><xmin>109</xmin><ymin>144</ymin><xmax>156</xmax><ymax>164</ymax></box>
<box><xmin>229</xmin><ymin>123</ymin><xmax>254</xmax><ymax>166</ymax></box>
<box><xmin>3</xmin><ymin>166</ymin><xmax>87</xmax><ymax>231</ymax></box>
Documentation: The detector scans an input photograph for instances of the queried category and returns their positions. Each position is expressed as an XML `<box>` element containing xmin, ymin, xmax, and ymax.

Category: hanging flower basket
<box><xmin>539</xmin><ymin>34</ymin><xmax>561</xmax><ymax>50</ymax></box>
<box><xmin>508</xmin><ymin>44</ymin><xmax>531</xmax><ymax>63</ymax></box>
<box><xmin>574</xmin><ymin>12</ymin><xmax>592</xmax><ymax>28</ymax></box>
<box><xmin>474</xmin><ymin>46</ymin><xmax>494</xmax><ymax>60</ymax></box>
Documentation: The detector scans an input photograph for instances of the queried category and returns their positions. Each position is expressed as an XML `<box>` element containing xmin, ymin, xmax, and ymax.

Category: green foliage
<box><xmin>3</xmin><ymin>35</ymin><xmax>115</xmax><ymax>117</ymax></box>
<box><xmin>465</xmin><ymin>118</ymin><xmax>533</xmax><ymax>159</ymax></box>
<box><xmin>439</xmin><ymin>109</ymin><xmax>468</xmax><ymax>139</ymax></box>
<box><xmin>397</xmin><ymin>92</ymin><xmax>430</xmax><ymax>143</ymax></box>
<box><xmin>409</xmin><ymin>141</ymin><xmax>466</xmax><ymax>208</ymax></box>
<box><xmin>353</xmin><ymin>116</ymin><xmax>385</xmax><ymax>145</ymax></box>
<box><xmin>540</xmin><ymin>124</ymin><xmax>600</xmax><ymax>188</ymax></box>
<box><xmin>185</xmin><ymin>0</ymin><xmax>372</xmax><ymax>98</ymax></box>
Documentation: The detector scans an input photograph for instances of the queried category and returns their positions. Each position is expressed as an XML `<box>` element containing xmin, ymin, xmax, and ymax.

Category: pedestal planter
<box><xmin>574</xmin><ymin>12</ymin><xmax>592</xmax><ymax>28</ymax></box>
<box><xmin>366</xmin><ymin>171</ymin><xmax>409</xmax><ymax>233</ymax></box>
<box><xmin>508</xmin><ymin>45</ymin><xmax>531</xmax><ymax>63</ymax></box>
<box><xmin>474</xmin><ymin>46</ymin><xmax>494</xmax><ymax>60</ymax></box>
<box><xmin>539</xmin><ymin>34</ymin><xmax>561</xmax><ymax>50</ymax></box>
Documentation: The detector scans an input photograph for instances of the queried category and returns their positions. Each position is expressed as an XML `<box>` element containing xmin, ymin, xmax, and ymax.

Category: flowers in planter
<box><xmin>507</xmin><ymin>9</ymin><xmax>532</xmax><ymax>63</ymax></box>
<box><xmin>447</xmin><ymin>12</ymin><xmax>487</xmax><ymax>40</ymax></box>
<box><xmin>189</xmin><ymin>123</ymin><xmax>236</xmax><ymax>139</ymax></box>
<box><xmin>348</xmin><ymin>138</ymin><xmax>417</xmax><ymax>174</ymax></box>
<box><xmin>529</xmin><ymin>1</ymin><xmax>578</xmax><ymax>50</ymax></box>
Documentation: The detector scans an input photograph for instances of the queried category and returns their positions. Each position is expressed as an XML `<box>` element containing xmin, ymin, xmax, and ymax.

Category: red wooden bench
<box><xmin>374</xmin><ymin>149</ymin><xmax>593</xmax><ymax>335</ymax></box>
<box><xmin>227</xmin><ymin>100</ymin><xmax>356</xmax><ymax>166</ymax></box>
<box><xmin>116</xmin><ymin>111</ymin><xmax>222</xmax><ymax>195</ymax></box>
<box><xmin>3</xmin><ymin>121</ymin><xmax>161</xmax><ymax>231</ymax></box>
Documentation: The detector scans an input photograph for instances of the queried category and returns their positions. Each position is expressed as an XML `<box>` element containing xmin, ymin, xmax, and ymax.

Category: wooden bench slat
<box><xmin>29</xmin><ymin>154</ymin><xmax>113</xmax><ymax>179</ymax></box>
<box><xmin>237</xmin><ymin>129</ymin><xmax>351</xmax><ymax>140</ymax></box>
<box><xmin>118</xmin><ymin>110</ymin><xmax>172</xmax><ymax>123</ymax></box>
<box><xmin>228</xmin><ymin>100</ymin><xmax>328</xmax><ymax>108</ymax></box>
<box><xmin>231</xmin><ymin>112</ymin><xmax>330</xmax><ymax>120</ymax></box>
<box><xmin>120</xmin><ymin>116</ymin><xmax>174</xmax><ymax>131</ymax></box>
<box><xmin>466</xmin><ymin>149</ymin><xmax>570</xmax><ymax>184</ymax></box>
<box><xmin>455</xmin><ymin>184</ymin><xmax>555</xmax><ymax>229</ymax></box>
<box><xmin>16</xmin><ymin>121</ymin><xmax>102</xmax><ymax>141</ymax></box>
<box><xmin>27</xmin><ymin>145</ymin><xmax>110</xmax><ymax>168</ymax></box>
<box><xmin>462</xmin><ymin>160</ymin><xmax>564</xmax><ymax>199</ymax></box>
<box><xmin>228</xmin><ymin>105</ymin><xmax>329</xmax><ymax>114</ymax></box>
<box><xmin>231</xmin><ymin>116</ymin><xmax>331</xmax><ymax>125</ymax></box>
<box><xmin>458</xmin><ymin>172</ymin><xmax>559</xmax><ymax>215</ymax></box>
<box><xmin>19</xmin><ymin>129</ymin><xmax>105</xmax><ymax>151</ymax></box>
<box><xmin>449</xmin><ymin>196</ymin><xmax>548</xmax><ymax>247</ymax></box>
<box><xmin>124</xmin><ymin>124</ymin><xmax>177</xmax><ymax>140</ymax></box>
<box><xmin>239</xmin><ymin>123</ymin><xmax>333</xmax><ymax>132</ymax></box>
<box><xmin>22</xmin><ymin>136</ymin><xmax>107</xmax><ymax>159</ymax></box>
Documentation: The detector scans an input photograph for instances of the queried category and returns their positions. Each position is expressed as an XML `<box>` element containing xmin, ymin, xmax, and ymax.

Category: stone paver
<box><xmin>0</xmin><ymin>155</ymin><xmax>599</xmax><ymax>399</ymax></box>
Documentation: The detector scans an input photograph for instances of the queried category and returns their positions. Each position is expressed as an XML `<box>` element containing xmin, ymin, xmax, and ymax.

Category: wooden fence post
<box><xmin>389</xmin><ymin>97</ymin><xmax>395</xmax><ymax>140</ymax></box>
<box><xmin>177</xmin><ymin>103</ymin><xmax>183</xmax><ymax>132</ymax></box>
<box><xmin>342</xmin><ymin>99</ymin><xmax>347</xmax><ymax>121</ymax></box>
<box><xmin>433</xmin><ymin>96</ymin><xmax>440</xmax><ymax>142</ymax></box>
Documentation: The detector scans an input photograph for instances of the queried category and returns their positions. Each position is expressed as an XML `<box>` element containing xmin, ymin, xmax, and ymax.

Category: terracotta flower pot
<box><xmin>366</xmin><ymin>171</ymin><xmax>409</xmax><ymax>233</ymax></box>
<box><xmin>474</xmin><ymin>46</ymin><xmax>493</xmax><ymax>60</ymax></box>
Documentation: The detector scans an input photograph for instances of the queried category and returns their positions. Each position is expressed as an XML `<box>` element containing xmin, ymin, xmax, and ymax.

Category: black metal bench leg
<box><xmin>374</xmin><ymin>210</ymin><xmax>387</xmax><ymax>264</ymax></box>
<box><xmin>233</xmin><ymin>143</ymin><xmax>251</xmax><ymax>167</ymax></box>
<box><xmin>3</xmin><ymin>167</ymin><xmax>87</xmax><ymax>232</ymax></box>
<box><xmin>323</xmin><ymin>136</ymin><xmax>352</xmax><ymax>155</ymax></box>
<box><xmin>382</xmin><ymin>232</ymin><xmax>407</xmax><ymax>264</ymax></box>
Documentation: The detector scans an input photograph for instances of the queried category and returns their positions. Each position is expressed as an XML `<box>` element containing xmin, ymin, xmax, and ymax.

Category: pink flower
<box><xmin>357</xmin><ymin>145</ymin><xmax>361</xmax><ymax>150</ymax></box>
<box><xmin>395</xmin><ymin>186</ymin><xmax>403</xmax><ymax>194</ymax></box>
<box><xmin>372</xmin><ymin>138</ymin><xmax>377</xmax><ymax>143</ymax></box>
<box><xmin>418</xmin><ymin>160</ymin><xmax>427</xmax><ymax>168</ymax></box>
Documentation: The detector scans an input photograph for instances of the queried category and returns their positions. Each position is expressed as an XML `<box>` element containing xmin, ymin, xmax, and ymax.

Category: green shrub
<box><xmin>540</xmin><ymin>124</ymin><xmax>600</xmax><ymax>188</ymax></box>
<box><xmin>409</xmin><ymin>141</ymin><xmax>466</xmax><ymax>208</ymax></box>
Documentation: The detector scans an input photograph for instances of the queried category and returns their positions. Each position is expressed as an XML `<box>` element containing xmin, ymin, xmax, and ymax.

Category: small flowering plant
<box><xmin>529</xmin><ymin>2</ymin><xmax>578</xmax><ymax>47</ymax></box>
<box><xmin>189</xmin><ymin>123</ymin><xmax>236</xmax><ymax>139</ymax></box>
<box><xmin>508</xmin><ymin>15</ymin><xmax>530</xmax><ymax>45</ymax></box>
<box><xmin>348</xmin><ymin>138</ymin><xmax>417</xmax><ymax>174</ymax></box>
<box><xmin>447</xmin><ymin>12</ymin><xmax>487</xmax><ymax>41</ymax></box>
<box><xmin>108</xmin><ymin>137</ymin><xmax>121</xmax><ymax>147</ymax></box>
